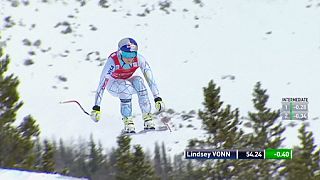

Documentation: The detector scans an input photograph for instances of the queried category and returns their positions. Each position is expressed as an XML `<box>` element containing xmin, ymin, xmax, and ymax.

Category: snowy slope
<box><xmin>1</xmin><ymin>0</ymin><xmax>319</xmax><ymax>155</ymax></box>
<box><xmin>0</xmin><ymin>168</ymin><xmax>87</xmax><ymax>180</ymax></box>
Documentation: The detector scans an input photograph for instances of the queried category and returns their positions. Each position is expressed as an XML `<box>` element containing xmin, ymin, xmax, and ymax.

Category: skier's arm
<box><xmin>94</xmin><ymin>58</ymin><xmax>115</xmax><ymax>107</ymax></box>
<box><xmin>138</xmin><ymin>54</ymin><xmax>165</xmax><ymax>111</ymax></box>
<box><xmin>138</xmin><ymin>54</ymin><xmax>160</xmax><ymax>98</ymax></box>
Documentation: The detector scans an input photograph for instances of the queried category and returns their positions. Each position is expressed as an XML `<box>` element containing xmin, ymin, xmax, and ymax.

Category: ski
<box><xmin>121</xmin><ymin>126</ymin><xmax>169</xmax><ymax>136</ymax></box>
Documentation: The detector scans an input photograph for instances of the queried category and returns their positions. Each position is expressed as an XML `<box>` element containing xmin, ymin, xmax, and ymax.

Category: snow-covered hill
<box><xmin>1</xmin><ymin>0</ymin><xmax>319</xmax><ymax>155</ymax></box>
<box><xmin>0</xmin><ymin>168</ymin><xmax>87</xmax><ymax>180</ymax></box>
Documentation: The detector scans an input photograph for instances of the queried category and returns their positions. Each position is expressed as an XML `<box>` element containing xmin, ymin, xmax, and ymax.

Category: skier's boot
<box><xmin>143</xmin><ymin>113</ymin><xmax>155</xmax><ymax>130</ymax></box>
<box><xmin>122</xmin><ymin>116</ymin><xmax>135</xmax><ymax>133</ymax></box>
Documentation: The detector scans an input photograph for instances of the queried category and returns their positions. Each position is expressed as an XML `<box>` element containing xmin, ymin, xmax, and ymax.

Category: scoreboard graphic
<box><xmin>281</xmin><ymin>98</ymin><xmax>308</xmax><ymax>120</ymax></box>
<box><xmin>185</xmin><ymin>149</ymin><xmax>293</xmax><ymax>160</ymax></box>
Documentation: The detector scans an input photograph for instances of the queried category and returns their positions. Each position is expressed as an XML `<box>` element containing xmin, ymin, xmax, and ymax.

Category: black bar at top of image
<box><xmin>238</xmin><ymin>150</ymin><xmax>264</xmax><ymax>159</ymax></box>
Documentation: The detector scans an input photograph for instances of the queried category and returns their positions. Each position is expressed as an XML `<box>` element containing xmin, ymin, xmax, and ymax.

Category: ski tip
<box><xmin>120</xmin><ymin>130</ymin><xmax>136</xmax><ymax>136</ymax></box>
<box><xmin>144</xmin><ymin>127</ymin><xmax>156</xmax><ymax>131</ymax></box>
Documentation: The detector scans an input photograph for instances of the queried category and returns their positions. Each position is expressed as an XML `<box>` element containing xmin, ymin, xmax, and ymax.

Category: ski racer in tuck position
<box><xmin>91</xmin><ymin>38</ymin><xmax>165</xmax><ymax>133</ymax></box>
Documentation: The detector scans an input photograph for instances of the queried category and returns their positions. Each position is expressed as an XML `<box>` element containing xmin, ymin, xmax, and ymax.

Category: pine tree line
<box><xmin>0</xmin><ymin>45</ymin><xmax>55</xmax><ymax>172</ymax></box>
<box><xmin>187</xmin><ymin>80</ymin><xmax>320</xmax><ymax>180</ymax></box>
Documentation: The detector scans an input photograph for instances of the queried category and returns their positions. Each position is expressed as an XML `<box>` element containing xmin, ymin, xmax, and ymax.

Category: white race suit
<box><xmin>94</xmin><ymin>51</ymin><xmax>160</xmax><ymax>118</ymax></box>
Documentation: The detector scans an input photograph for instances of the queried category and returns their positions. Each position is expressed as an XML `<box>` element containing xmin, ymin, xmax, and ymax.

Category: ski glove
<box><xmin>91</xmin><ymin>105</ymin><xmax>101</xmax><ymax>122</ymax></box>
<box><xmin>154</xmin><ymin>97</ymin><xmax>165</xmax><ymax>112</ymax></box>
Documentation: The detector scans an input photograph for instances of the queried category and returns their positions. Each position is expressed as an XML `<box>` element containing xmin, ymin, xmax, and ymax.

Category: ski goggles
<box><xmin>121</xmin><ymin>51</ymin><xmax>137</xmax><ymax>58</ymax></box>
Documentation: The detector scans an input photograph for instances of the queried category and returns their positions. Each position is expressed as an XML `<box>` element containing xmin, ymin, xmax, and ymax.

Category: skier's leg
<box><xmin>106</xmin><ymin>79</ymin><xmax>136</xmax><ymax>117</ymax></box>
<box><xmin>128</xmin><ymin>76</ymin><xmax>151</xmax><ymax>114</ymax></box>
<box><xmin>129</xmin><ymin>76</ymin><xmax>155</xmax><ymax>130</ymax></box>
<box><xmin>106</xmin><ymin>78</ymin><xmax>136</xmax><ymax>132</ymax></box>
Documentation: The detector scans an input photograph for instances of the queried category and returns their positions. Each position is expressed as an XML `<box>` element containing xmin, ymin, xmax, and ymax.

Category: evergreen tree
<box><xmin>90</xmin><ymin>149</ymin><xmax>111</xmax><ymax>180</ymax></box>
<box><xmin>280</xmin><ymin>124</ymin><xmax>320</xmax><ymax>179</ymax></box>
<box><xmin>71</xmin><ymin>138</ymin><xmax>89</xmax><ymax>178</ymax></box>
<box><xmin>190</xmin><ymin>161</ymin><xmax>214</xmax><ymax>180</ymax></box>
<box><xmin>161</xmin><ymin>142</ymin><xmax>172</xmax><ymax>180</ymax></box>
<box><xmin>243</xmin><ymin>82</ymin><xmax>285</xmax><ymax>179</ymax></box>
<box><xmin>171</xmin><ymin>154</ymin><xmax>184</xmax><ymax>180</ymax></box>
<box><xmin>171</xmin><ymin>154</ymin><xmax>208</xmax><ymax>180</ymax></box>
<box><xmin>0</xmin><ymin>46</ymin><xmax>23</xmax><ymax>167</ymax></box>
<box><xmin>115</xmin><ymin>135</ymin><xmax>133</xmax><ymax>180</ymax></box>
<box><xmin>131</xmin><ymin>145</ymin><xmax>157</xmax><ymax>180</ymax></box>
<box><xmin>16</xmin><ymin>115</ymin><xmax>40</xmax><ymax>169</ymax></box>
<box><xmin>188</xmin><ymin>80</ymin><xmax>244</xmax><ymax>179</ymax></box>
<box><xmin>107</xmin><ymin>147</ymin><xmax>118</xmax><ymax>179</ymax></box>
<box><xmin>0</xmin><ymin>46</ymin><xmax>40</xmax><ymax>169</ymax></box>
<box><xmin>41</xmin><ymin>140</ymin><xmax>55</xmax><ymax>173</ymax></box>
<box><xmin>186</xmin><ymin>160</ymin><xmax>199</xmax><ymax>180</ymax></box>
<box><xmin>154</xmin><ymin>142</ymin><xmax>163</xmax><ymax>178</ymax></box>
<box><xmin>247</xmin><ymin>82</ymin><xmax>285</xmax><ymax>149</ymax></box>
<box><xmin>88</xmin><ymin>135</ymin><xmax>105</xmax><ymax>177</ymax></box>
<box><xmin>189</xmin><ymin>80</ymin><xmax>243</xmax><ymax>149</ymax></box>
<box><xmin>0</xmin><ymin>47</ymin><xmax>22</xmax><ymax>128</ymax></box>
<box><xmin>54</xmin><ymin>139</ymin><xmax>71</xmax><ymax>175</ymax></box>
<box><xmin>33</xmin><ymin>139</ymin><xmax>43</xmax><ymax>170</ymax></box>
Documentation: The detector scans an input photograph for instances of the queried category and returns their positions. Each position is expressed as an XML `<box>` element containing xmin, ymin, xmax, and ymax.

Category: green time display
<box><xmin>265</xmin><ymin>149</ymin><xmax>292</xmax><ymax>159</ymax></box>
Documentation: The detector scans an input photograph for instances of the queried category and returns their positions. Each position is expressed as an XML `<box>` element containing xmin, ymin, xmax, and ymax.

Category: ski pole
<box><xmin>59</xmin><ymin>100</ymin><xmax>90</xmax><ymax>116</ymax></box>
<box><xmin>159</xmin><ymin>112</ymin><xmax>172</xmax><ymax>132</ymax></box>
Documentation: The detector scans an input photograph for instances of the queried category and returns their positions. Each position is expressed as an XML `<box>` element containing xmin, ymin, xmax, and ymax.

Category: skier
<box><xmin>91</xmin><ymin>38</ymin><xmax>165</xmax><ymax>133</ymax></box>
